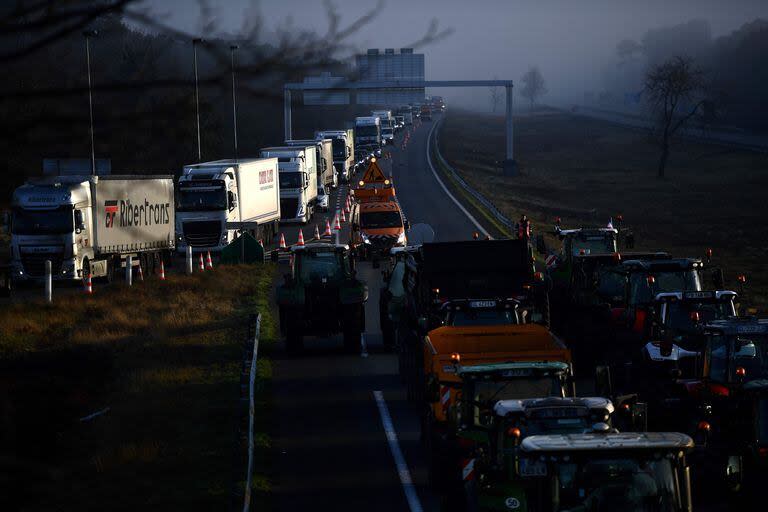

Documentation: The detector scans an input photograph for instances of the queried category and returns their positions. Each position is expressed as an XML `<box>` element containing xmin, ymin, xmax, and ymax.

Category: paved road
<box><xmin>271</xmin><ymin>117</ymin><xmax>465</xmax><ymax>512</ymax></box>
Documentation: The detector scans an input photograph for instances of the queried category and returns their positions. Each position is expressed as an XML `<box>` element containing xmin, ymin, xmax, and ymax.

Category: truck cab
<box><xmin>11</xmin><ymin>177</ymin><xmax>92</xmax><ymax>281</ymax></box>
<box><xmin>285</xmin><ymin>138</ymin><xmax>337</xmax><ymax>189</ymax></box>
<box><xmin>176</xmin><ymin>162</ymin><xmax>239</xmax><ymax>252</ymax></box>
<box><xmin>261</xmin><ymin>146</ymin><xmax>318</xmax><ymax>224</ymax></box>
<box><xmin>354</xmin><ymin>116</ymin><xmax>381</xmax><ymax>158</ymax></box>
<box><xmin>315</xmin><ymin>130</ymin><xmax>354</xmax><ymax>184</ymax></box>
<box><xmin>517</xmin><ymin>432</ymin><xmax>695</xmax><ymax>512</ymax></box>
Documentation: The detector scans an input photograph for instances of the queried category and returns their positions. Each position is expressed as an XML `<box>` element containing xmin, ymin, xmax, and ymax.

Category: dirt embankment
<box><xmin>440</xmin><ymin>109</ymin><xmax>768</xmax><ymax>310</ymax></box>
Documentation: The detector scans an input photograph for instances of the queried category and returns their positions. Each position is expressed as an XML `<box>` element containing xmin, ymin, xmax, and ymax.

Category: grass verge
<box><xmin>0</xmin><ymin>264</ymin><xmax>277</xmax><ymax>511</ymax></box>
<box><xmin>438</xmin><ymin>109</ymin><xmax>768</xmax><ymax>312</ymax></box>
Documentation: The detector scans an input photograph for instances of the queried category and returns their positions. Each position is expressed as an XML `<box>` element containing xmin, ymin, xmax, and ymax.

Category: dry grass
<box><xmin>0</xmin><ymin>264</ymin><xmax>277</xmax><ymax>511</ymax></box>
<box><xmin>440</xmin><ymin>109</ymin><xmax>768</xmax><ymax>311</ymax></box>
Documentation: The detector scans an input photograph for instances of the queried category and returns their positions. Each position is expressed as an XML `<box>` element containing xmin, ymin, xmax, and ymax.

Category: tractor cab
<box><xmin>517</xmin><ymin>432</ymin><xmax>695</xmax><ymax>512</ymax></box>
<box><xmin>276</xmin><ymin>242</ymin><xmax>368</xmax><ymax>353</ymax></box>
<box><xmin>688</xmin><ymin>318</ymin><xmax>768</xmax><ymax>492</ymax></box>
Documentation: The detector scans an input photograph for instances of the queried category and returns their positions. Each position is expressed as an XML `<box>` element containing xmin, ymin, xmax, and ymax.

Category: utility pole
<box><xmin>193</xmin><ymin>38</ymin><xmax>203</xmax><ymax>162</ymax></box>
<box><xmin>230</xmin><ymin>44</ymin><xmax>239</xmax><ymax>162</ymax></box>
<box><xmin>83</xmin><ymin>30</ymin><xmax>98</xmax><ymax>175</ymax></box>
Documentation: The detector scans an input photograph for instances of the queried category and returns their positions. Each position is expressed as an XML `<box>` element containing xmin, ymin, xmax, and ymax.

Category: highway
<box><xmin>270</xmin><ymin>116</ymin><xmax>465</xmax><ymax>511</ymax></box>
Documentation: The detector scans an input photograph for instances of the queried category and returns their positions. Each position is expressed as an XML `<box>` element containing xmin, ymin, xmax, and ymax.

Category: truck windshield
<box><xmin>553</xmin><ymin>457</ymin><xmax>677</xmax><ymax>512</ymax></box>
<box><xmin>177</xmin><ymin>187</ymin><xmax>226</xmax><ymax>211</ymax></box>
<box><xmin>360</xmin><ymin>211</ymin><xmax>402</xmax><ymax>229</ymax></box>
<box><xmin>356</xmin><ymin>125</ymin><xmax>379</xmax><ymax>137</ymax></box>
<box><xmin>12</xmin><ymin>206</ymin><xmax>74</xmax><ymax>235</ymax></box>
<box><xmin>447</xmin><ymin>309</ymin><xmax>520</xmax><ymax>326</ymax></box>
<box><xmin>571</xmin><ymin>236</ymin><xmax>616</xmax><ymax>256</ymax></box>
<box><xmin>298</xmin><ymin>251</ymin><xmax>345</xmax><ymax>282</ymax></box>
<box><xmin>629</xmin><ymin>271</ymin><xmax>700</xmax><ymax>306</ymax></box>
<box><xmin>279</xmin><ymin>173</ymin><xmax>303</xmax><ymax>189</ymax></box>
<box><xmin>664</xmin><ymin>300</ymin><xmax>734</xmax><ymax>331</ymax></box>
<box><xmin>332</xmin><ymin>139</ymin><xmax>346</xmax><ymax>159</ymax></box>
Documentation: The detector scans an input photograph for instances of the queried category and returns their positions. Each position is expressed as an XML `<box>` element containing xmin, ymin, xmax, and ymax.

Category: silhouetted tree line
<box><xmin>0</xmin><ymin>1</ymin><xmax>450</xmax><ymax>205</ymax></box>
<box><xmin>612</xmin><ymin>18</ymin><xmax>768</xmax><ymax>132</ymax></box>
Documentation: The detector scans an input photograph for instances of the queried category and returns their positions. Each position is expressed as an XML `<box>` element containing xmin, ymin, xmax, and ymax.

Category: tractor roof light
<box><xmin>690</xmin><ymin>311</ymin><xmax>701</xmax><ymax>323</ymax></box>
<box><xmin>647</xmin><ymin>275</ymin><xmax>656</xmax><ymax>285</ymax></box>
<box><xmin>697</xmin><ymin>421</ymin><xmax>711</xmax><ymax>432</ymax></box>
<box><xmin>370</xmin><ymin>157</ymin><xmax>377</xmax><ymax>163</ymax></box>
<box><xmin>616</xmin><ymin>214</ymin><xmax>624</xmax><ymax>222</ymax></box>
<box><xmin>613</xmin><ymin>252</ymin><xmax>622</xmax><ymax>263</ymax></box>
<box><xmin>737</xmin><ymin>274</ymin><xmax>747</xmax><ymax>284</ymax></box>
<box><xmin>506</xmin><ymin>427</ymin><xmax>521</xmax><ymax>439</ymax></box>
<box><xmin>534</xmin><ymin>271</ymin><xmax>544</xmax><ymax>281</ymax></box>
<box><xmin>451</xmin><ymin>352</ymin><xmax>461</xmax><ymax>364</ymax></box>
<box><xmin>736</xmin><ymin>366</ymin><xmax>747</xmax><ymax>378</ymax></box>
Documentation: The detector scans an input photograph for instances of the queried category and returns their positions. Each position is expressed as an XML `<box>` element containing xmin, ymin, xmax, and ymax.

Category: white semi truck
<box><xmin>371</xmin><ymin>110</ymin><xmax>394</xmax><ymax>145</ymax></box>
<box><xmin>285</xmin><ymin>138</ymin><xmax>337</xmax><ymax>189</ymax></box>
<box><xmin>260</xmin><ymin>146</ymin><xmax>318</xmax><ymax>224</ymax></box>
<box><xmin>355</xmin><ymin>117</ymin><xmax>381</xmax><ymax>157</ymax></box>
<box><xmin>315</xmin><ymin>129</ymin><xmax>355</xmax><ymax>184</ymax></box>
<box><xmin>10</xmin><ymin>175</ymin><xmax>175</xmax><ymax>282</ymax></box>
<box><xmin>176</xmin><ymin>159</ymin><xmax>280</xmax><ymax>252</ymax></box>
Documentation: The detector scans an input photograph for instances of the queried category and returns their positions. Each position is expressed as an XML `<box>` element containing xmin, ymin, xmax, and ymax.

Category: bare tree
<box><xmin>644</xmin><ymin>56</ymin><xmax>709</xmax><ymax>178</ymax></box>
<box><xmin>520</xmin><ymin>66</ymin><xmax>547</xmax><ymax>109</ymax></box>
<box><xmin>489</xmin><ymin>75</ymin><xmax>501</xmax><ymax>113</ymax></box>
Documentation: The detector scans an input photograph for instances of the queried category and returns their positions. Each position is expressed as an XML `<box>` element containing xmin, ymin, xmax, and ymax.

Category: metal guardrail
<box><xmin>232</xmin><ymin>313</ymin><xmax>261</xmax><ymax>512</ymax></box>
<box><xmin>431</xmin><ymin>121</ymin><xmax>515</xmax><ymax>233</ymax></box>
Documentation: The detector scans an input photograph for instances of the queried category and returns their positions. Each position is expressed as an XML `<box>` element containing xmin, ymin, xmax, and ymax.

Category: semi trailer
<box><xmin>11</xmin><ymin>174</ymin><xmax>175</xmax><ymax>282</ymax></box>
<box><xmin>285</xmin><ymin>138</ymin><xmax>337</xmax><ymax>189</ymax></box>
<box><xmin>176</xmin><ymin>159</ymin><xmax>280</xmax><ymax>252</ymax></box>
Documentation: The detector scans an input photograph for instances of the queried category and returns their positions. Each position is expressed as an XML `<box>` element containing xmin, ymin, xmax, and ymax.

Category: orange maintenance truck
<box><xmin>349</xmin><ymin>158</ymin><xmax>408</xmax><ymax>260</ymax></box>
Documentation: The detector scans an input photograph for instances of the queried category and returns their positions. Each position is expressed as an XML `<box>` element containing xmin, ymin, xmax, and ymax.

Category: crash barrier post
<box><xmin>159</xmin><ymin>260</ymin><xmax>166</xmax><ymax>280</ymax></box>
<box><xmin>45</xmin><ymin>259</ymin><xmax>52</xmax><ymax>303</ymax></box>
<box><xmin>186</xmin><ymin>245</ymin><xmax>193</xmax><ymax>275</ymax></box>
<box><xmin>236</xmin><ymin>312</ymin><xmax>261</xmax><ymax>512</ymax></box>
<box><xmin>126</xmin><ymin>255</ymin><xmax>133</xmax><ymax>287</ymax></box>
<box><xmin>85</xmin><ymin>274</ymin><xmax>93</xmax><ymax>294</ymax></box>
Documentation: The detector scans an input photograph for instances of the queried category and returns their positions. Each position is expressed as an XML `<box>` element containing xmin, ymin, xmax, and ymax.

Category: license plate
<box><xmin>519</xmin><ymin>459</ymin><xmax>547</xmax><ymax>477</ymax></box>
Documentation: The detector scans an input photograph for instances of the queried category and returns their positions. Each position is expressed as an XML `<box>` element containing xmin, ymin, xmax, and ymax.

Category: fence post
<box><xmin>45</xmin><ymin>259</ymin><xmax>52</xmax><ymax>303</ymax></box>
<box><xmin>241</xmin><ymin>312</ymin><xmax>261</xmax><ymax>512</ymax></box>
<box><xmin>186</xmin><ymin>245</ymin><xmax>193</xmax><ymax>275</ymax></box>
<box><xmin>126</xmin><ymin>255</ymin><xmax>132</xmax><ymax>286</ymax></box>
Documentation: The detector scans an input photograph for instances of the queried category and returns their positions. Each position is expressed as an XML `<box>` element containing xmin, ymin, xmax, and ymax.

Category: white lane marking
<box><xmin>360</xmin><ymin>332</ymin><xmax>369</xmax><ymax>358</ymax></box>
<box><xmin>373</xmin><ymin>390</ymin><xmax>424</xmax><ymax>512</ymax></box>
<box><xmin>424</xmin><ymin>120</ymin><xmax>492</xmax><ymax>240</ymax></box>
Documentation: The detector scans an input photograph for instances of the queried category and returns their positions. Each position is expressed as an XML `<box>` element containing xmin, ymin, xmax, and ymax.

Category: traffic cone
<box><xmin>198</xmin><ymin>253</ymin><xmax>205</xmax><ymax>271</ymax></box>
<box><xmin>137</xmin><ymin>263</ymin><xmax>144</xmax><ymax>282</ymax></box>
<box><xmin>297</xmin><ymin>229</ymin><xmax>305</xmax><ymax>247</ymax></box>
<box><xmin>324</xmin><ymin>218</ymin><xmax>332</xmax><ymax>236</ymax></box>
<box><xmin>279</xmin><ymin>233</ymin><xmax>287</xmax><ymax>250</ymax></box>
<box><xmin>314</xmin><ymin>224</ymin><xmax>320</xmax><ymax>240</ymax></box>
<box><xmin>84</xmin><ymin>273</ymin><xmax>93</xmax><ymax>294</ymax></box>
<box><xmin>340</xmin><ymin>208</ymin><xmax>346</xmax><ymax>223</ymax></box>
<box><xmin>206</xmin><ymin>251</ymin><xmax>213</xmax><ymax>270</ymax></box>
<box><xmin>159</xmin><ymin>260</ymin><xmax>166</xmax><ymax>280</ymax></box>
<box><xmin>333</xmin><ymin>213</ymin><xmax>341</xmax><ymax>231</ymax></box>
<box><xmin>344</xmin><ymin>202</ymin><xmax>350</xmax><ymax>215</ymax></box>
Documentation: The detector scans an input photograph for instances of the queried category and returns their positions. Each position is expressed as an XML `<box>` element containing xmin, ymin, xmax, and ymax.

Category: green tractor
<box><xmin>276</xmin><ymin>242</ymin><xmax>368</xmax><ymax>353</ymax></box>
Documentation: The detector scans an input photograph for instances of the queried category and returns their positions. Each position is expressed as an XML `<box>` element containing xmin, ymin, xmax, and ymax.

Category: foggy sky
<box><xmin>141</xmin><ymin>0</ymin><xmax>768</xmax><ymax>109</ymax></box>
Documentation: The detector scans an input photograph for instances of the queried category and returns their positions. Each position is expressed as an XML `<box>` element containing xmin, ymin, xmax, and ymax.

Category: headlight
<box><xmin>221</xmin><ymin>232</ymin><xmax>228</xmax><ymax>243</ymax></box>
<box><xmin>397</xmin><ymin>231</ymin><xmax>406</xmax><ymax>245</ymax></box>
<box><xmin>361</xmin><ymin>233</ymin><xmax>371</xmax><ymax>245</ymax></box>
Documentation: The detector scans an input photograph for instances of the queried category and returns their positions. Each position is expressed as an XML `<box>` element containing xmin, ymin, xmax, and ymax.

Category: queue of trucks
<box><xmin>5</xmin><ymin>114</ymin><xmax>367</xmax><ymax>283</ymax></box>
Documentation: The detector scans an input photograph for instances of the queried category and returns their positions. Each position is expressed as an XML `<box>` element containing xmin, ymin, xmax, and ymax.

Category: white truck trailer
<box><xmin>285</xmin><ymin>138</ymin><xmax>337</xmax><ymax>189</ymax></box>
<box><xmin>355</xmin><ymin>117</ymin><xmax>381</xmax><ymax>157</ymax></box>
<box><xmin>10</xmin><ymin>175</ymin><xmax>175</xmax><ymax>282</ymax></box>
<box><xmin>260</xmin><ymin>146</ymin><xmax>318</xmax><ymax>224</ymax></box>
<box><xmin>176</xmin><ymin>159</ymin><xmax>280</xmax><ymax>252</ymax></box>
<box><xmin>315</xmin><ymin>129</ymin><xmax>355</xmax><ymax>184</ymax></box>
